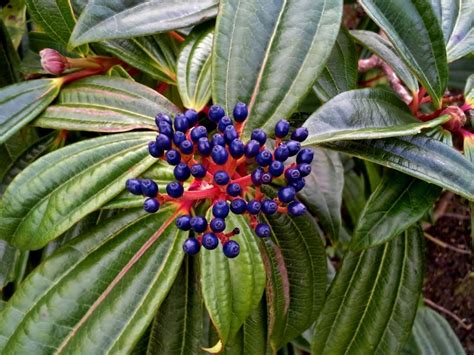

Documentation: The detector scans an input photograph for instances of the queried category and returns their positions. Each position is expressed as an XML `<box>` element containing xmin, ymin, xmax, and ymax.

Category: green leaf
<box><xmin>313</xmin><ymin>28</ymin><xmax>358</xmax><ymax>102</ymax></box>
<box><xmin>298</xmin><ymin>148</ymin><xmax>344</xmax><ymax>242</ymax></box>
<box><xmin>212</xmin><ymin>0</ymin><xmax>343</xmax><ymax>139</ymax></box>
<box><xmin>0</xmin><ymin>132</ymin><xmax>157</xmax><ymax>250</ymax></box>
<box><xmin>448</xmin><ymin>57</ymin><xmax>474</xmax><ymax>90</ymax></box>
<box><xmin>343</xmin><ymin>170</ymin><xmax>367</xmax><ymax>227</ymax></box>
<box><xmin>323</xmin><ymin>134</ymin><xmax>474</xmax><ymax>200</ymax></box>
<box><xmin>312</xmin><ymin>227</ymin><xmax>425</xmax><ymax>354</ymax></box>
<box><xmin>0</xmin><ymin>18</ymin><xmax>21</xmax><ymax>87</ymax></box>
<box><xmin>465</xmin><ymin>73</ymin><xmax>474</xmax><ymax>106</ymax></box>
<box><xmin>350</xmin><ymin>30</ymin><xmax>419</xmax><ymax>94</ymax></box>
<box><xmin>0</xmin><ymin>239</ymin><xmax>19</xmax><ymax>288</ymax></box>
<box><xmin>302</xmin><ymin>88</ymin><xmax>450</xmax><ymax>145</ymax></box>
<box><xmin>261</xmin><ymin>210</ymin><xmax>327</xmax><ymax>351</ymax></box>
<box><xmin>351</xmin><ymin>170</ymin><xmax>442</xmax><ymax>251</ymax></box>
<box><xmin>35</xmin><ymin>76</ymin><xmax>179</xmax><ymax>132</ymax></box>
<box><xmin>0</xmin><ymin>78</ymin><xmax>62</xmax><ymax>144</ymax></box>
<box><xmin>0</xmin><ymin>206</ymin><xmax>187</xmax><ymax>353</ymax></box>
<box><xmin>359</xmin><ymin>0</ymin><xmax>448</xmax><ymax>107</ymax></box>
<box><xmin>200</xmin><ymin>213</ymin><xmax>265</xmax><ymax>345</ymax></box>
<box><xmin>70</xmin><ymin>0</ymin><xmax>219</xmax><ymax>47</ymax></box>
<box><xmin>0</xmin><ymin>0</ymin><xmax>27</xmax><ymax>49</ymax></box>
<box><xmin>177</xmin><ymin>23</ymin><xmax>213</xmax><ymax>111</ymax></box>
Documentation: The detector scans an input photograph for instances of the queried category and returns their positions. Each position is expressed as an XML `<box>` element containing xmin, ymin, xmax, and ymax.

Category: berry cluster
<box><xmin>126</xmin><ymin>103</ymin><xmax>313</xmax><ymax>258</ymax></box>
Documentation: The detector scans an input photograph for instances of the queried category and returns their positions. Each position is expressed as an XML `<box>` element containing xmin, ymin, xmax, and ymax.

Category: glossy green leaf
<box><xmin>351</xmin><ymin>170</ymin><xmax>442</xmax><ymax>251</ymax></box>
<box><xmin>212</xmin><ymin>0</ymin><xmax>343</xmax><ymax>139</ymax></box>
<box><xmin>312</xmin><ymin>227</ymin><xmax>425</xmax><ymax>354</ymax></box>
<box><xmin>448</xmin><ymin>57</ymin><xmax>474</xmax><ymax>90</ymax></box>
<box><xmin>0</xmin><ymin>78</ymin><xmax>62</xmax><ymax>144</ymax></box>
<box><xmin>0</xmin><ymin>132</ymin><xmax>158</xmax><ymax>250</ymax></box>
<box><xmin>177</xmin><ymin>23</ymin><xmax>213</xmax><ymax>111</ymax></box>
<box><xmin>323</xmin><ymin>134</ymin><xmax>474</xmax><ymax>200</ymax></box>
<box><xmin>313</xmin><ymin>28</ymin><xmax>358</xmax><ymax>102</ymax></box>
<box><xmin>0</xmin><ymin>239</ymin><xmax>19</xmax><ymax>288</ymax></box>
<box><xmin>0</xmin><ymin>18</ymin><xmax>20</xmax><ymax>87</ymax></box>
<box><xmin>35</xmin><ymin>76</ymin><xmax>179</xmax><ymax>132</ymax></box>
<box><xmin>343</xmin><ymin>170</ymin><xmax>367</xmax><ymax>227</ymax></box>
<box><xmin>0</xmin><ymin>206</ymin><xmax>187</xmax><ymax>353</ymax></box>
<box><xmin>70</xmin><ymin>0</ymin><xmax>219</xmax><ymax>46</ymax></box>
<box><xmin>261</xmin><ymin>209</ymin><xmax>327</xmax><ymax>351</ymax></box>
<box><xmin>0</xmin><ymin>0</ymin><xmax>27</xmax><ymax>49</ymax></box>
<box><xmin>303</xmin><ymin>88</ymin><xmax>450</xmax><ymax>145</ymax></box>
<box><xmin>350</xmin><ymin>30</ymin><xmax>419</xmax><ymax>93</ymax></box>
<box><xmin>200</xmin><ymin>213</ymin><xmax>265</xmax><ymax>345</ymax></box>
<box><xmin>359</xmin><ymin>0</ymin><xmax>448</xmax><ymax>107</ymax></box>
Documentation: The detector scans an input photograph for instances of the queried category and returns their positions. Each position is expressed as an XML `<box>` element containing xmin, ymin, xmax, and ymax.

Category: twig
<box><xmin>424</xmin><ymin>298</ymin><xmax>472</xmax><ymax>330</ymax></box>
<box><xmin>424</xmin><ymin>232</ymin><xmax>471</xmax><ymax>255</ymax></box>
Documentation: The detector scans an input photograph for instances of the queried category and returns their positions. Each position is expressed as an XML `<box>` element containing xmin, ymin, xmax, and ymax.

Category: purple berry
<box><xmin>291</xmin><ymin>127</ymin><xmax>309</xmax><ymax>142</ymax></box>
<box><xmin>191</xmin><ymin>126</ymin><xmax>208</xmax><ymax>142</ymax></box>
<box><xmin>190</xmin><ymin>216</ymin><xmax>208</xmax><ymax>233</ymax></box>
<box><xmin>143</xmin><ymin>198</ymin><xmax>160</xmax><ymax>213</ymax></box>
<box><xmin>251</xmin><ymin>167</ymin><xmax>264</xmax><ymax>186</ymax></box>
<box><xmin>274</xmin><ymin>144</ymin><xmax>289</xmax><ymax>162</ymax></box>
<box><xmin>202</xmin><ymin>232</ymin><xmax>219</xmax><ymax>250</ymax></box>
<box><xmin>197</xmin><ymin>137</ymin><xmax>212</xmax><ymax>156</ymax></box>
<box><xmin>173</xmin><ymin>131</ymin><xmax>186</xmax><ymax>146</ymax></box>
<box><xmin>212</xmin><ymin>133</ymin><xmax>225</xmax><ymax>147</ymax></box>
<box><xmin>211</xmin><ymin>145</ymin><xmax>229</xmax><ymax>165</ymax></box>
<box><xmin>285</xmin><ymin>168</ymin><xmax>301</xmax><ymax>182</ymax></box>
<box><xmin>191</xmin><ymin>164</ymin><xmax>207</xmax><ymax>179</ymax></box>
<box><xmin>156</xmin><ymin>134</ymin><xmax>172</xmax><ymax>150</ymax></box>
<box><xmin>278</xmin><ymin>186</ymin><xmax>296</xmax><ymax>203</ymax></box>
<box><xmin>148</xmin><ymin>141</ymin><xmax>163</xmax><ymax>158</ymax></box>
<box><xmin>298</xmin><ymin>163</ymin><xmax>312</xmax><ymax>177</ymax></box>
<box><xmin>166</xmin><ymin>181</ymin><xmax>184</xmax><ymax>198</ymax></box>
<box><xmin>176</xmin><ymin>215</ymin><xmax>192</xmax><ymax>230</ymax></box>
<box><xmin>174</xmin><ymin>114</ymin><xmax>189</xmax><ymax>132</ymax></box>
<box><xmin>210</xmin><ymin>218</ymin><xmax>226</xmax><ymax>232</ymax></box>
<box><xmin>174</xmin><ymin>163</ymin><xmax>191</xmax><ymax>181</ymax></box>
<box><xmin>245</xmin><ymin>140</ymin><xmax>260</xmax><ymax>158</ymax></box>
<box><xmin>247</xmin><ymin>199</ymin><xmax>261</xmax><ymax>215</ymax></box>
<box><xmin>185</xmin><ymin>109</ymin><xmax>198</xmax><ymax>126</ymax></box>
<box><xmin>261</xmin><ymin>199</ymin><xmax>278</xmax><ymax>215</ymax></box>
<box><xmin>183</xmin><ymin>238</ymin><xmax>200</xmax><ymax>255</ymax></box>
<box><xmin>214</xmin><ymin>170</ymin><xmax>230</xmax><ymax>185</ymax></box>
<box><xmin>296</xmin><ymin>148</ymin><xmax>314</xmax><ymax>164</ymax></box>
<box><xmin>229</xmin><ymin>139</ymin><xmax>245</xmax><ymax>159</ymax></box>
<box><xmin>166</xmin><ymin>149</ymin><xmax>181</xmax><ymax>165</ymax></box>
<box><xmin>213</xmin><ymin>200</ymin><xmax>230</xmax><ymax>218</ymax></box>
<box><xmin>224</xmin><ymin>125</ymin><xmax>238</xmax><ymax>143</ymax></box>
<box><xmin>255</xmin><ymin>223</ymin><xmax>271</xmax><ymax>238</ymax></box>
<box><xmin>290</xmin><ymin>178</ymin><xmax>306</xmax><ymax>192</ymax></box>
<box><xmin>269</xmin><ymin>160</ymin><xmax>284</xmax><ymax>177</ymax></box>
<box><xmin>226</xmin><ymin>183</ymin><xmax>241</xmax><ymax>197</ymax></box>
<box><xmin>286</xmin><ymin>140</ymin><xmax>301</xmax><ymax>156</ymax></box>
<box><xmin>288</xmin><ymin>201</ymin><xmax>306</xmax><ymax>216</ymax></box>
<box><xmin>126</xmin><ymin>178</ymin><xmax>142</xmax><ymax>195</ymax></box>
<box><xmin>141</xmin><ymin>179</ymin><xmax>158</xmax><ymax>197</ymax></box>
<box><xmin>256</xmin><ymin>149</ymin><xmax>273</xmax><ymax>167</ymax></box>
<box><xmin>218</xmin><ymin>116</ymin><xmax>233</xmax><ymax>132</ymax></box>
<box><xmin>251</xmin><ymin>129</ymin><xmax>267</xmax><ymax>146</ymax></box>
<box><xmin>233</xmin><ymin>102</ymin><xmax>248</xmax><ymax>122</ymax></box>
<box><xmin>261</xmin><ymin>172</ymin><xmax>272</xmax><ymax>184</ymax></box>
<box><xmin>209</xmin><ymin>105</ymin><xmax>225</xmax><ymax>123</ymax></box>
<box><xmin>223</xmin><ymin>240</ymin><xmax>240</xmax><ymax>258</ymax></box>
<box><xmin>155</xmin><ymin>113</ymin><xmax>172</xmax><ymax>126</ymax></box>
<box><xmin>275</xmin><ymin>119</ymin><xmax>290</xmax><ymax>138</ymax></box>
<box><xmin>230</xmin><ymin>198</ymin><xmax>247</xmax><ymax>214</ymax></box>
<box><xmin>179</xmin><ymin>139</ymin><xmax>194</xmax><ymax>155</ymax></box>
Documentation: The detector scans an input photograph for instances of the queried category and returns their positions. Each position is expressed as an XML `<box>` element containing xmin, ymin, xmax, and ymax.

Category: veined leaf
<box><xmin>351</xmin><ymin>170</ymin><xmax>442</xmax><ymax>251</ymax></box>
<box><xmin>212</xmin><ymin>0</ymin><xmax>342</xmax><ymax>139</ymax></box>
<box><xmin>465</xmin><ymin>74</ymin><xmax>474</xmax><ymax>106</ymax></box>
<box><xmin>302</xmin><ymin>88</ymin><xmax>450</xmax><ymax>145</ymax></box>
<box><xmin>35</xmin><ymin>76</ymin><xmax>179</xmax><ymax>132</ymax></box>
<box><xmin>312</xmin><ymin>227</ymin><xmax>425</xmax><ymax>354</ymax></box>
<box><xmin>359</xmin><ymin>0</ymin><xmax>448</xmax><ymax>107</ymax></box>
<box><xmin>0</xmin><ymin>78</ymin><xmax>62</xmax><ymax>144</ymax></box>
<box><xmin>343</xmin><ymin>170</ymin><xmax>367</xmax><ymax>227</ymax></box>
<box><xmin>322</xmin><ymin>134</ymin><xmax>474</xmax><ymax>200</ymax></box>
<box><xmin>0</xmin><ymin>239</ymin><xmax>19</xmax><ymax>288</ymax></box>
<box><xmin>0</xmin><ymin>132</ymin><xmax>158</xmax><ymax>250</ymax></box>
<box><xmin>0</xmin><ymin>207</ymin><xmax>187</xmax><ymax>353</ymax></box>
<box><xmin>70</xmin><ymin>0</ymin><xmax>219</xmax><ymax>46</ymax></box>
<box><xmin>177</xmin><ymin>23</ymin><xmax>213</xmax><ymax>111</ymax></box>
<box><xmin>448</xmin><ymin>58</ymin><xmax>474</xmax><ymax>90</ymax></box>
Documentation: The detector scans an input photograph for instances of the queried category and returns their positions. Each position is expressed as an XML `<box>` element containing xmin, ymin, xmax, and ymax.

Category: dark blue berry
<box><xmin>191</xmin><ymin>126</ymin><xmax>208</xmax><ymax>142</ymax></box>
<box><xmin>261</xmin><ymin>199</ymin><xmax>278</xmax><ymax>215</ymax></box>
<box><xmin>190</xmin><ymin>216</ymin><xmax>208</xmax><ymax>233</ymax></box>
<box><xmin>269</xmin><ymin>160</ymin><xmax>284</xmax><ymax>177</ymax></box>
<box><xmin>230</xmin><ymin>198</ymin><xmax>247</xmax><ymax>214</ymax></box>
<box><xmin>156</xmin><ymin>134</ymin><xmax>172</xmax><ymax>150</ymax></box>
<box><xmin>218</xmin><ymin>116</ymin><xmax>233</xmax><ymax>132</ymax></box>
<box><xmin>290</xmin><ymin>178</ymin><xmax>305</xmax><ymax>192</ymax></box>
<box><xmin>185</xmin><ymin>109</ymin><xmax>198</xmax><ymax>126</ymax></box>
<box><xmin>247</xmin><ymin>199</ymin><xmax>261</xmax><ymax>215</ymax></box>
<box><xmin>274</xmin><ymin>144</ymin><xmax>289</xmax><ymax>162</ymax></box>
<box><xmin>173</xmin><ymin>131</ymin><xmax>186</xmax><ymax>146</ymax></box>
<box><xmin>251</xmin><ymin>129</ymin><xmax>267</xmax><ymax>146</ymax></box>
<box><xmin>144</xmin><ymin>198</ymin><xmax>160</xmax><ymax>213</ymax></box>
<box><xmin>179</xmin><ymin>139</ymin><xmax>194</xmax><ymax>155</ymax></box>
<box><xmin>211</xmin><ymin>145</ymin><xmax>229</xmax><ymax>165</ymax></box>
<box><xmin>183</xmin><ymin>238</ymin><xmax>200</xmax><ymax>255</ymax></box>
<box><xmin>197</xmin><ymin>137</ymin><xmax>212</xmax><ymax>156</ymax></box>
<box><xmin>202</xmin><ymin>232</ymin><xmax>219</xmax><ymax>250</ymax></box>
<box><xmin>166</xmin><ymin>181</ymin><xmax>184</xmax><ymax>198</ymax></box>
<box><xmin>209</xmin><ymin>105</ymin><xmax>225</xmax><ymax>123</ymax></box>
<box><xmin>174</xmin><ymin>114</ymin><xmax>189</xmax><ymax>132</ymax></box>
<box><xmin>233</xmin><ymin>102</ymin><xmax>248</xmax><ymax>122</ymax></box>
<box><xmin>213</xmin><ymin>200</ymin><xmax>230</xmax><ymax>218</ymax></box>
<box><xmin>126</xmin><ymin>178</ymin><xmax>142</xmax><ymax>195</ymax></box>
<box><xmin>226</xmin><ymin>183</ymin><xmax>241</xmax><ymax>197</ymax></box>
<box><xmin>148</xmin><ymin>141</ymin><xmax>163</xmax><ymax>158</ymax></box>
<box><xmin>244</xmin><ymin>140</ymin><xmax>260</xmax><ymax>158</ymax></box>
<box><xmin>288</xmin><ymin>201</ymin><xmax>306</xmax><ymax>216</ymax></box>
<box><xmin>255</xmin><ymin>223</ymin><xmax>271</xmax><ymax>238</ymax></box>
<box><xmin>212</xmin><ymin>133</ymin><xmax>225</xmax><ymax>147</ymax></box>
<box><xmin>296</xmin><ymin>148</ymin><xmax>314</xmax><ymax>164</ymax></box>
<box><xmin>298</xmin><ymin>163</ymin><xmax>312</xmax><ymax>177</ymax></box>
<box><xmin>155</xmin><ymin>113</ymin><xmax>172</xmax><ymax>126</ymax></box>
<box><xmin>256</xmin><ymin>149</ymin><xmax>273</xmax><ymax>167</ymax></box>
<box><xmin>251</xmin><ymin>167</ymin><xmax>264</xmax><ymax>186</ymax></box>
<box><xmin>229</xmin><ymin>139</ymin><xmax>245</xmax><ymax>159</ymax></box>
<box><xmin>286</xmin><ymin>140</ymin><xmax>301</xmax><ymax>156</ymax></box>
<box><xmin>166</xmin><ymin>149</ymin><xmax>181</xmax><ymax>165</ymax></box>
<box><xmin>278</xmin><ymin>186</ymin><xmax>296</xmax><ymax>203</ymax></box>
<box><xmin>214</xmin><ymin>170</ymin><xmax>230</xmax><ymax>185</ymax></box>
<box><xmin>176</xmin><ymin>215</ymin><xmax>192</xmax><ymax>230</ymax></box>
<box><xmin>285</xmin><ymin>168</ymin><xmax>301</xmax><ymax>182</ymax></box>
<box><xmin>275</xmin><ymin>119</ymin><xmax>290</xmax><ymax>138</ymax></box>
<box><xmin>291</xmin><ymin>127</ymin><xmax>309</xmax><ymax>142</ymax></box>
<box><xmin>174</xmin><ymin>163</ymin><xmax>191</xmax><ymax>181</ymax></box>
<box><xmin>141</xmin><ymin>179</ymin><xmax>158</xmax><ymax>197</ymax></box>
<box><xmin>157</xmin><ymin>121</ymin><xmax>173</xmax><ymax>137</ymax></box>
<box><xmin>224</xmin><ymin>125</ymin><xmax>238</xmax><ymax>143</ymax></box>
<box><xmin>191</xmin><ymin>164</ymin><xmax>207</xmax><ymax>179</ymax></box>
<box><xmin>261</xmin><ymin>172</ymin><xmax>272</xmax><ymax>184</ymax></box>
<box><xmin>210</xmin><ymin>218</ymin><xmax>226</xmax><ymax>233</ymax></box>
<box><xmin>223</xmin><ymin>240</ymin><xmax>240</xmax><ymax>258</ymax></box>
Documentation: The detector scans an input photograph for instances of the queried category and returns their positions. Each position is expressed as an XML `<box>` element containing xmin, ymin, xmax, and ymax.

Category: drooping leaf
<box><xmin>359</xmin><ymin>0</ymin><xmax>448</xmax><ymax>107</ymax></box>
<box><xmin>35</xmin><ymin>76</ymin><xmax>179</xmax><ymax>132</ymax></box>
<box><xmin>212</xmin><ymin>0</ymin><xmax>343</xmax><ymax>139</ymax></box>
<box><xmin>322</xmin><ymin>134</ymin><xmax>474</xmax><ymax>200</ymax></box>
<box><xmin>350</xmin><ymin>30</ymin><xmax>419</xmax><ymax>94</ymax></box>
<box><xmin>302</xmin><ymin>88</ymin><xmax>450</xmax><ymax>145</ymax></box>
<box><xmin>0</xmin><ymin>207</ymin><xmax>187</xmax><ymax>353</ymax></box>
<box><xmin>0</xmin><ymin>132</ymin><xmax>158</xmax><ymax>250</ymax></box>
<box><xmin>312</xmin><ymin>227</ymin><xmax>425</xmax><ymax>354</ymax></box>
<box><xmin>70</xmin><ymin>0</ymin><xmax>219</xmax><ymax>46</ymax></box>
<box><xmin>0</xmin><ymin>78</ymin><xmax>62</xmax><ymax>144</ymax></box>
<box><xmin>351</xmin><ymin>170</ymin><xmax>442</xmax><ymax>251</ymax></box>
<box><xmin>313</xmin><ymin>28</ymin><xmax>358</xmax><ymax>102</ymax></box>
<box><xmin>0</xmin><ymin>18</ymin><xmax>21</xmax><ymax>87</ymax></box>
<box><xmin>177</xmin><ymin>23</ymin><xmax>213</xmax><ymax>111</ymax></box>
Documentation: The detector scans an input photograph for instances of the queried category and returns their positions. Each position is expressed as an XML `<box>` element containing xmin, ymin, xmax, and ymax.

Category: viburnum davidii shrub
<box><xmin>0</xmin><ymin>0</ymin><xmax>472</xmax><ymax>354</ymax></box>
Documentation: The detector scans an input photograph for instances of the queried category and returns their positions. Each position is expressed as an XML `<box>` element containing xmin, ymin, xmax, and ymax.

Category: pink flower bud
<box><xmin>441</xmin><ymin>106</ymin><xmax>467</xmax><ymax>132</ymax></box>
<box><xmin>39</xmin><ymin>48</ymin><xmax>69</xmax><ymax>75</ymax></box>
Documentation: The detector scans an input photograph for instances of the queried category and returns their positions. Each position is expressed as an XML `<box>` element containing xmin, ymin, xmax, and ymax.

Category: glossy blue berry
<box><xmin>255</xmin><ymin>223</ymin><xmax>271</xmax><ymax>238</ymax></box>
<box><xmin>166</xmin><ymin>181</ymin><xmax>184</xmax><ymax>198</ymax></box>
<box><xmin>174</xmin><ymin>114</ymin><xmax>189</xmax><ymax>132</ymax></box>
<box><xmin>244</xmin><ymin>140</ymin><xmax>260</xmax><ymax>158</ymax></box>
<box><xmin>286</xmin><ymin>140</ymin><xmax>301</xmax><ymax>156</ymax></box>
<box><xmin>190</xmin><ymin>216</ymin><xmax>208</xmax><ymax>233</ymax></box>
<box><xmin>179</xmin><ymin>139</ymin><xmax>194</xmax><ymax>155</ymax></box>
<box><xmin>251</xmin><ymin>129</ymin><xmax>267</xmax><ymax>146</ymax></box>
<box><xmin>214</xmin><ymin>170</ymin><xmax>230</xmax><ymax>185</ymax></box>
<box><xmin>291</xmin><ymin>127</ymin><xmax>309</xmax><ymax>142</ymax></box>
<box><xmin>148</xmin><ymin>141</ymin><xmax>163</xmax><ymax>158</ymax></box>
<box><xmin>261</xmin><ymin>172</ymin><xmax>272</xmax><ymax>184</ymax></box>
<box><xmin>288</xmin><ymin>201</ymin><xmax>307</xmax><ymax>216</ymax></box>
<box><xmin>174</xmin><ymin>163</ymin><xmax>191</xmax><ymax>181</ymax></box>
<box><xmin>191</xmin><ymin>164</ymin><xmax>207</xmax><ymax>179</ymax></box>
<box><xmin>256</xmin><ymin>149</ymin><xmax>273</xmax><ymax>167</ymax></box>
<box><xmin>211</xmin><ymin>145</ymin><xmax>229</xmax><ymax>165</ymax></box>
<box><xmin>298</xmin><ymin>163</ymin><xmax>312</xmax><ymax>177</ymax></box>
<box><xmin>233</xmin><ymin>102</ymin><xmax>248</xmax><ymax>122</ymax></box>
<box><xmin>141</xmin><ymin>179</ymin><xmax>158</xmax><ymax>197</ymax></box>
<box><xmin>224</xmin><ymin>125</ymin><xmax>238</xmax><ymax>143</ymax></box>
<box><xmin>176</xmin><ymin>215</ymin><xmax>192</xmax><ymax>230</ymax></box>
<box><xmin>278</xmin><ymin>186</ymin><xmax>296</xmax><ymax>203</ymax></box>
<box><xmin>155</xmin><ymin>113</ymin><xmax>172</xmax><ymax>126</ymax></box>
<box><xmin>185</xmin><ymin>109</ymin><xmax>198</xmax><ymax>126</ymax></box>
<box><xmin>251</xmin><ymin>167</ymin><xmax>264</xmax><ymax>186</ymax></box>
<box><xmin>156</xmin><ymin>134</ymin><xmax>172</xmax><ymax>150</ymax></box>
<box><xmin>173</xmin><ymin>131</ymin><xmax>186</xmax><ymax>146</ymax></box>
<box><xmin>274</xmin><ymin>144</ymin><xmax>289</xmax><ymax>162</ymax></box>
<box><xmin>296</xmin><ymin>148</ymin><xmax>314</xmax><ymax>164</ymax></box>
<box><xmin>210</xmin><ymin>218</ymin><xmax>226</xmax><ymax>233</ymax></box>
<box><xmin>183</xmin><ymin>238</ymin><xmax>200</xmax><ymax>255</ymax></box>
<box><xmin>191</xmin><ymin>126</ymin><xmax>208</xmax><ymax>142</ymax></box>
<box><xmin>157</xmin><ymin>121</ymin><xmax>173</xmax><ymax>137</ymax></box>
<box><xmin>213</xmin><ymin>200</ymin><xmax>230</xmax><ymax>218</ymax></box>
<box><xmin>247</xmin><ymin>199</ymin><xmax>261</xmax><ymax>215</ymax></box>
<box><xmin>269</xmin><ymin>160</ymin><xmax>284</xmax><ymax>177</ymax></box>
<box><xmin>218</xmin><ymin>116</ymin><xmax>233</xmax><ymax>132</ymax></box>
<box><xmin>126</xmin><ymin>178</ymin><xmax>142</xmax><ymax>195</ymax></box>
<box><xmin>290</xmin><ymin>178</ymin><xmax>305</xmax><ymax>192</ymax></box>
<box><xmin>202</xmin><ymin>232</ymin><xmax>219</xmax><ymax>250</ymax></box>
<box><xmin>261</xmin><ymin>199</ymin><xmax>278</xmax><ymax>215</ymax></box>
<box><xmin>166</xmin><ymin>149</ymin><xmax>181</xmax><ymax>165</ymax></box>
<box><xmin>212</xmin><ymin>133</ymin><xmax>225</xmax><ymax>147</ymax></box>
<box><xmin>230</xmin><ymin>198</ymin><xmax>247</xmax><ymax>214</ymax></box>
<box><xmin>209</xmin><ymin>105</ymin><xmax>225</xmax><ymax>123</ymax></box>
<box><xmin>223</xmin><ymin>240</ymin><xmax>240</xmax><ymax>258</ymax></box>
<box><xmin>285</xmin><ymin>168</ymin><xmax>301</xmax><ymax>182</ymax></box>
<box><xmin>229</xmin><ymin>139</ymin><xmax>245</xmax><ymax>159</ymax></box>
<box><xmin>143</xmin><ymin>198</ymin><xmax>160</xmax><ymax>213</ymax></box>
<box><xmin>226</xmin><ymin>183</ymin><xmax>241</xmax><ymax>197</ymax></box>
<box><xmin>197</xmin><ymin>137</ymin><xmax>212</xmax><ymax>156</ymax></box>
<box><xmin>275</xmin><ymin>119</ymin><xmax>290</xmax><ymax>138</ymax></box>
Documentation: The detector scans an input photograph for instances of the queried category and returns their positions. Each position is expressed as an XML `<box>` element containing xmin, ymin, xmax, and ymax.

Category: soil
<box><xmin>423</xmin><ymin>193</ymin><xmax>473</xmax><ymax>353</ymax></box>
